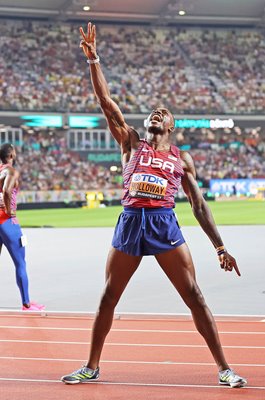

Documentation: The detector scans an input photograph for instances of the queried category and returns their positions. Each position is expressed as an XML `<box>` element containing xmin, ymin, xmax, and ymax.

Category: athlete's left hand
<box><xmin>219</xmin><ymin>252</ymin><xmax>241</xmax><ymax>276</ymax></box>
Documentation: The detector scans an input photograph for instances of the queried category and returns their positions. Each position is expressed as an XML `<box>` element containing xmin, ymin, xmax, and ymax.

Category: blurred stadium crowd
<box><xmin>0</xmin><ymin>19</ymin><xmax>264</xmax><ymax>192</ymax></box>
<box><xmin>0</xmin><ymin>20</ymin><xmax>264</xmax><ymax>114</ymax></box>
<box><xmin>17</xmin><ymin>126</ymin><xmax>265</xmax><ymax>190</ymax></box>
<box><xmin>17</xmin><ymin>132</ymin><xmax>115</xmax><ymax>191</ymax></box>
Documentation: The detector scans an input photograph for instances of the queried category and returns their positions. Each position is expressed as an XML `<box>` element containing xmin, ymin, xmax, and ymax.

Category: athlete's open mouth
<box><xmin>151</xmin><ymin>113</ymin><xmax>162</xmax><ymax>122</ymax></box>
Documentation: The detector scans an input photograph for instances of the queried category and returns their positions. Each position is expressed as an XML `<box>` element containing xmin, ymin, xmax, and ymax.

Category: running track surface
<box><xmin>0</xmin><ymin>313</ymin><xmax>264</xmax><ymax>400</ymax></box>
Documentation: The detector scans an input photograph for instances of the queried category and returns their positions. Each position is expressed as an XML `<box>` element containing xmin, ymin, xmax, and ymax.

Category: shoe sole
<box><xmin>62</xmin><ymin>377</ymin><xmax>99</xmax><ymax>385</ymax></box>
<box><xmin>219</xmin><ymin>380</ymin><xmax>247</xmax><ymax>388</ymax></box>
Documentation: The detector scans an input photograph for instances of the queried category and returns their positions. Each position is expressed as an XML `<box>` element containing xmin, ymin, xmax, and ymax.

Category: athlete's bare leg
<box><xmin>155</xmin><ymin>243</ymin><xmax>229</xmax><ymax>371</ymax></box>
<box><xmin>87</xmin><ymin>247</ymin><xmax>142</xmax><ymax>369</ymax></box>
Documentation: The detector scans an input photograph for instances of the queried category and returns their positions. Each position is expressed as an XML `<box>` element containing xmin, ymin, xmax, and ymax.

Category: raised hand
<box><xmin>219</xmin><ymin>252</ymin><xmax>241</xmax><ymax>276</ymax></box>
<box><xmin>79</xmin><ymin>22</ymin><xmax>97</xmax><ymax>59</ymax></box>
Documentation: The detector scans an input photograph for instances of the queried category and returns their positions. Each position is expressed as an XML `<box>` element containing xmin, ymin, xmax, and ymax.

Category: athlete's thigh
<box><xmin>104</xmin><ymin>247</ymin><xmax>142</xmax><ymax>295</ymax></box>
<box><xmin>0</xmin><ymin>220</ymin><xmax>22</xmax><ymax>246</ymax></box>
<box><xmin>155</xmin><ymin>243</ymin><xmax>197</xmax><ymax>297</ymax></box>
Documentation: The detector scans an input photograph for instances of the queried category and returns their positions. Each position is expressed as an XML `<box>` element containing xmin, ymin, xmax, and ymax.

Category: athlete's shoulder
<box><xmin>170</xmin><ymin>144</ymin><xmax>182</xmax><ymax>157</ymax></box>
<box><xmin>128</xmin><ymin>127</ymin><xmax>141</xmax><ymax>149</ymax></box>
<box><xmin>128</xmin><ymin>126</ymin><xmax>140</xmax><ymax>139</ymax></box>
<box><xmin>0</xmin><ymin>164</ymin><xmax>19</xmax><ymax>177</ymax></box>
<box><xmin>180</xmin><ymin>150</ymin><xmax>192</xmax><ymax>160</ymax></box>
<box><xmin>179</xmin><ymin>151</ymin><xmax>196</xmax><ymax>176</ymax></box>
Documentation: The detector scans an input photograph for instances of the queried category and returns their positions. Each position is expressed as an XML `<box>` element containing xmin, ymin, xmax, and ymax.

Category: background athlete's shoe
<box><xmin>219</xmin><ymin>369</ymin><xmax>247</xmax><ymax>388</ymax></box>
<box><xmin>61</xmin><ymin>366</ymin><xmax>100</xmax><ymax>384</ymax></box>
<box><xmin>22</xmin><ymin>302</ymin><xmax>45</xmax><ymax>311</ymax></box>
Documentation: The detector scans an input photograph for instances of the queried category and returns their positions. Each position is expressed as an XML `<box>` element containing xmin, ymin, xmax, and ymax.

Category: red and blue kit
<box><xmin>0</xmin><ymin>164</ymin><xmax>30</xmax><ymax>305</ymax></box>
<box><xmin>112</xmin><ymin>140</ymin><xmax>186</xmax><ymax>256</ymax></box>
<box><xmin>122</xmin><ymin>140</ymin><xmax>184</xmax><ymax>208</ymax></box>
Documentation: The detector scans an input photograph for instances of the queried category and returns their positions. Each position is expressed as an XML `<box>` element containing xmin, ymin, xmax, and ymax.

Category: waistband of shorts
<box><xmin>123</xmin><ymin>207</ymin><xmax>174</xmax><ymax>215</ymax></box>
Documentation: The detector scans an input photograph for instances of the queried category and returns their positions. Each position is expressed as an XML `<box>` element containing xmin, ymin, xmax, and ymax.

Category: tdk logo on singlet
<box><xmin>139</xmin><ymin>155</ymin><xmax>174</xmax><ymax>174</ymax></box>
<box><xmin>137</xmin><ymin>174</ymin><xmax>165</xmax><ymax>185</ymax></box>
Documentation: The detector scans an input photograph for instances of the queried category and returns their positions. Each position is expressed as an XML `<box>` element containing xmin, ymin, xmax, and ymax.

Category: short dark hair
<box><xmin>0</xmin><ymin>143</ymin><xmax>14</xmax><ymax>163</ymax></box>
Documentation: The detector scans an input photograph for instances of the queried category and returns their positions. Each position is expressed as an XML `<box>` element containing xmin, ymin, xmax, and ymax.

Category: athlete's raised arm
<box><xmin>79</xmin><ymin>22</ymin><xmax>137</xmax><ymax>151</ymax></box>
<box><xmin>180</xmin><ymin>151</ymin><xmax>241</xmax><ymax>276</ymax></box>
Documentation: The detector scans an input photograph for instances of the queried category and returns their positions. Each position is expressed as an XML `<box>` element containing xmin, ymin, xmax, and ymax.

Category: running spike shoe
<box><xmin>22</xmin><ymin>302</ymin><xmax>45</xmax><ymax>311</ymax></box>
<box><xmin>219</xmin><ymin>368</ymin><xmax>247</xmax><ymax>388</ymax></box>
<box><xmin>61</xmin><ymin>366</ymin><xmax>100</xmax><ymax>384</ymax></box>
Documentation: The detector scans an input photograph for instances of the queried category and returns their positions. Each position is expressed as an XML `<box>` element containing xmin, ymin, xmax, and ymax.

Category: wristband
<box><xmin>216</xmin><ymin>245</ymin><xmax>225</xmax><ymax>251</ymax></box>
<box><xmin>87</xmin><ymin>56</ymin><xmax>100</xmax><ymax>64</ymax></box>
<box><xmin>216</xmin><ymin>246</ymin><xmax>226</xmax><ymax>256</ymax></box>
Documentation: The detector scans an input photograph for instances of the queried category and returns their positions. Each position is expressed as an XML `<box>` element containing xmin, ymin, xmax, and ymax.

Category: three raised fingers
<box><xmin>79</xmin><ymin>22</ymin><xmax>96</xmax><ymax>43</ymax></box>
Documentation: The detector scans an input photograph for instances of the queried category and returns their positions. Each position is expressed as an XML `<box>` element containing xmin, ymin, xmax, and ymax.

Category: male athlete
<box><xmin>0</xmin><ymin>143</ymin><xmax>44</xmax><ymax>311</ymax></box>
<box><xmin>61</xmin><ymin>23</ymin><xmax>247</xmax><ymax>388</ymax></box>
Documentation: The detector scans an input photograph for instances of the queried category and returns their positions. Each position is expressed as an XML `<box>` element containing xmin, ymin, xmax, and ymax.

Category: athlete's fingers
<box><xmin>219</xmin><ymin>255</ymin><xmax>225</xmax><ymax>269</ymax></box>
<box><xmin>79</xmin><ymin>27</ymin><xmax>87</xmax><ymax>42</ymax></box>
<box><xmin>226</xmin><ymin>263</ymin><xmax>233</xmax><ymax>271</ymax></box>
<box><xmin>80</xmin><ymin>39</ymin><xmax>91</xmax><ymax>49</ymax></box>
<box><xmin>79</xmin><ymin>41</ymin><xmax>87</xmax><ymax>57</ymax></box>
<box><xmin>233</xmin><ymin>262</ymin><xmax>241</xmax><ymax>277</ymax></box>
<box><xmin>91</xmin><ymin>25</ymin><xmax>96</xmax><ymax>41</ymax></box>
<box><xmin>87</xmin><ymin>21</ymin><xmax>91</xmax><ymax>38</ymax></box>
<box><xmin>220</xmin><ymin>255</ymin><xmax>232</xmax><ymax>271</ymax></box>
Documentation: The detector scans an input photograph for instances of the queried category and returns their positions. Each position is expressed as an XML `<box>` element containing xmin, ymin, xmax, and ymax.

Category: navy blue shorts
<box><xmin>112</xmin><ymin>207</ymin><xmax>185</xmax><ymax>256</ymax></box>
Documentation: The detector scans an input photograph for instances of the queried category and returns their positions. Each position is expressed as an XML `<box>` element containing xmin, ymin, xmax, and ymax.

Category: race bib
<box><xmin>20</xmin><ymin>235</ymin><xmax>28</xmax><ymax>247</ymax></box>
<box><xmin>129</xmin><ymin>173</ymin><xmax>168</xmax><ymax>200</ymax></box>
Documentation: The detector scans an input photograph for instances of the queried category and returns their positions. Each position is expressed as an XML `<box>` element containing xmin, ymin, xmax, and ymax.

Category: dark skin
<box><xmin>79</xmin><ymin>22</ymin><xmax>241</xmax><ymax>372</ymax></box>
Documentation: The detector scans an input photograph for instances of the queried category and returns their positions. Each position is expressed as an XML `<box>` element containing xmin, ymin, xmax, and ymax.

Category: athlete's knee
<box><xmin>182</xmin><ymin>284</ymin><xmax>206</xmax><ymax>310</ymax></box>
<box><xmin>99</xmin><ymin>287</ymin><xmax>120</xmax><ymax>311</ymax></box>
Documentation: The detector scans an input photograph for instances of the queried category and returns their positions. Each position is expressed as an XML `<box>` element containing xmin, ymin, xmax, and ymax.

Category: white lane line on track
<box><xmin>0</xmin><ymin>377</ymin><xmax>265</xmax><ymax>391</ymax></box>
<box><xmin>1</xmin><ymin>311</ymin><xmax>265</xmax><ymax>319</ymax></box>
<box><xmin>0</xmin><ymin>339</ymin><xmax>265</xmax><ymax>349</ymax></box>
<box><xmin>0</xmin><ymin>326</ymin><xmax>264</xmax><ymax>334</ymax></box>
<box><xmin>0</xmin><ymin>356</ymin><xmax>265</xmax><ymax>368</ymax></box>
<box><xmin>0</xmin><ymin>377</ymin><xmax>263</xmax><ymax>390</ymax></box>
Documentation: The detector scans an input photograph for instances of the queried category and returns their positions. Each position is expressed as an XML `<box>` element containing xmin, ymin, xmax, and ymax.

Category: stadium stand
<box><xmin>0</xmin><ymin>20</ymin><xmax>264</xmax><ymax>194</ymax></box>
<box><xmin>0</xmin><ymin>20</ymin><xmax>264</xmax><ymax>114</ymax></box>
<box><xmin>13</xmin><ymin>126</ymin><xmax>265</xmax><ymax>191</ymax></box>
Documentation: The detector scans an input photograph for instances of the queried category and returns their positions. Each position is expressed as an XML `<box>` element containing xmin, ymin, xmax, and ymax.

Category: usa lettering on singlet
<box><xmin>122</xmin><ymin>140</ymin><xmax>184</xmax><ymax>208</ymax></box>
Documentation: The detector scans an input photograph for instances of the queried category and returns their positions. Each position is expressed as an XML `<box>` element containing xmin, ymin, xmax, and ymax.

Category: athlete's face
<box><xmin>146</xmin><ymin>108</ymin><xmax>174</xmax><ymax>134</ymax></box>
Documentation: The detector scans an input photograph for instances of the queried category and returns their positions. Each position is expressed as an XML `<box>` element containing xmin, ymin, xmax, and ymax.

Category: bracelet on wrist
<box><xmin>87</xmin><ymin>56</ymin><xmax>100</xmax><ymax>64</ymax></box>
<box><xmin>216</xmin><ymin>245</ymin><xmax>226</xmax><ymax>256</ymax></box>
<box><xmin>216</xmin><ymin>245</ymin><xmax>225</xmax><ymax>251</ymax></box>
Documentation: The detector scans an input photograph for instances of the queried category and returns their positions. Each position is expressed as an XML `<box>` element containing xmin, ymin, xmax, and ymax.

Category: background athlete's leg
<box><xmin>0</xmin><ymin>220</ymin><xmax>30</xmax><ymax>305</ymax></box>
<box><xmin>155</xmin><ymin>244</ymin><xmax>229</xmax><ymax>371</ymax></box>
<box><xmin>87</xmin><ymin>247</ymin><xmax>142</xmax><ymax>370</ymax></box>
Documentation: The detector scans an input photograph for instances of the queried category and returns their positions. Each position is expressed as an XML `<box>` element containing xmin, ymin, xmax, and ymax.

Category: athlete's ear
<box><xmin>144</xmin><ymin>119</ymin><xmax>148</xmax><ymax>128</ymax></box>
